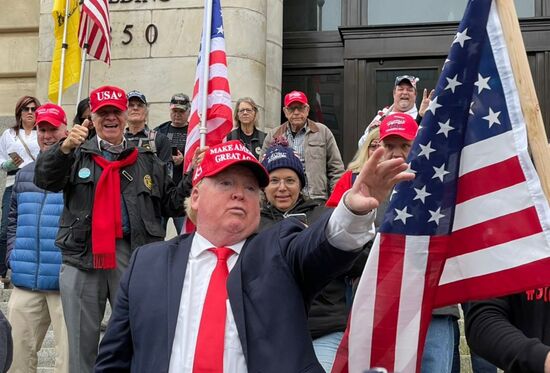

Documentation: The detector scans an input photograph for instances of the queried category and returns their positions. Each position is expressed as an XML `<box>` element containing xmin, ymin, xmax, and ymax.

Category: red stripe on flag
<box><xmin>370</xmin><ymin>233</ymin><xmax>406</xmax><ymax>370</ymax></box>
<box><xmin>435</xmin><ymin>256</ymin><xmax>550</xmax><ymax>307</ymax></box>
<box><xmin>448</xmin><ymin>207</ymin><xmax>542</xmax><ymax>257</ymax></box>
<box><xmin>209</xmin><ymin>50</ymin><xmax>227</xmax><ymax>65</ymax></box>
<box><xmin>456</xmin><ymin>156</ymin><xmax>525</xmax><ymax>204</ymax></box>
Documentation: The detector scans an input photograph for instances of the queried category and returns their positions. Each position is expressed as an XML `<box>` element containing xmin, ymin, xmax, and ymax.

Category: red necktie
<box><xmin>193</xmin><ymin>247</ymin><xmax>234</xmax><ymax>373</ymax></box>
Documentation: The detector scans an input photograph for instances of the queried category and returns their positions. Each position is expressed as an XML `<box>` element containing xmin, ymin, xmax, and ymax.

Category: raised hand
<box><xmin>60</xmin><ymin>125</ymin><xmax>89</xmax><ymax>154</ymax></box>
<box><xmin>418</xmin><ymin>88</ymin><xmax>435</xmax><ymax>118</ymax></box>
<box><xmin>344</xmin><ymin>147</ymin><xmax>414</xmax><ymax>214</ymax></box>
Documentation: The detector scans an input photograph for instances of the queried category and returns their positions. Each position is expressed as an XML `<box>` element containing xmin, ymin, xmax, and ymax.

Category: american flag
<box><xmin>336</xmin><ymin>1</ymin><xmax>550</xmax><ymax>372</ymax></box>
<box><xmin>184</xmin><ymin>0</ymin><xmax>233</xmax><ymax>171</ymax></box>
<box><xmin>78</xmin><ymin>0</ymin><xmax>111</xmax><ymax>65</ymax></box>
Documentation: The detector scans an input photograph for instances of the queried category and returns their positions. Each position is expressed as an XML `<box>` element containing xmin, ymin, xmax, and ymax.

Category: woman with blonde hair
<box><xmin>0</xmin><ymin>96</ymin><xmax>41</xmax><ymax>283</ymax></box>
<box><xmin>227</xmin><ymin>97</ymin><xmax>266</xmax><ymax>159</ymax></box>
<box><xmin>326</xmin><ymin>127</ymin><xmax>380</xmax><ymax>207</ymax></box>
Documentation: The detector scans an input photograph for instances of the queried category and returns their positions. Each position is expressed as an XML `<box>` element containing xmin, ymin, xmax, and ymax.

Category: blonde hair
<box><xmin>347</xmin><ymin>127</ymin><xmax>380</xmax><ymax>173</ymax></box>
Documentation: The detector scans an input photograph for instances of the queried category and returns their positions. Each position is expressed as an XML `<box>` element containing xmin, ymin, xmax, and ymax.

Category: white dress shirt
<box><xmin>168</xmin><ymin>194</ymin><xmax>376</xmax><ymax>373</ymax></box>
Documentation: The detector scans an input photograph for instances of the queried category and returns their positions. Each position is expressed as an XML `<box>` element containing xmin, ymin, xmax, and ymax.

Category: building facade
<box><xmin>283</xmin><ymin>0</ymin><xmax>550</xmax><ymax>162</ymax></box>
<box><xmin>0</xmin><ymin>0</ymin><xmax>549</xmax><ymax>164</ymax></box>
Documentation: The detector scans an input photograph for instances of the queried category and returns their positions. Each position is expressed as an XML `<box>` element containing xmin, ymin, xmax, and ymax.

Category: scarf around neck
<box><xmin>91</xmin><ymin>148</ymin><xmax>139</xmax><ymax>269</ymax></box>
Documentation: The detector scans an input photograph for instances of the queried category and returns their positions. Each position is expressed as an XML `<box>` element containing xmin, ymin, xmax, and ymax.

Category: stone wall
<box><xmin>0</xmin><ymin>1</ymin><xmax>40</xmax><ymax>117</ymax></box>
<box><xmin>33</xmin><ymin>0</ymin><xmax>282</xmax><ymax>130</ymax></box>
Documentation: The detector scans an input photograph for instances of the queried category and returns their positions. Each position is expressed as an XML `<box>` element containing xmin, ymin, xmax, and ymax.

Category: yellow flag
<box><xmin>48</xmin><ymin>0</ymin><xmax>81</xmax><ymax>103</ymax></box>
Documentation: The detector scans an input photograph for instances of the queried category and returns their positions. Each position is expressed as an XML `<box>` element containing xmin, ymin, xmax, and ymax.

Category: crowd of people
<box><xmin>0</xmin><ymin>74</ymin><xmax>546</xmax><ymax>373</ymax></box>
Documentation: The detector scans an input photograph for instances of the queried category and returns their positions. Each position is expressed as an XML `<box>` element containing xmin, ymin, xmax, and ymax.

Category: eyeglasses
<box><xmin>284</xmin><ymin>105</ymin><xmax>308</xmax><ymax>113</ymax></box>
<box><xmin>238</xmin><ymin>108</ymin><xmax>254</xmax><ymax>114</ymax></box>
<box><xmin>269</xmin><ymin>177</ymin><xmax>299</xmax><ymax>187</ymax></box>
<box><xmin>22</xmin><ymin>106</ymin><xmax>36</xmax><ymax>113</ymax></box>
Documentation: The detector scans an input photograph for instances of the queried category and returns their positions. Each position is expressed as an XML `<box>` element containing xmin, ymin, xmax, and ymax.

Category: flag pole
<box><xmin>76</xmin><ymin>16</ymin><xmax>89</xmax><ymax>117</ymax></box>
<box><xmin>57</xmin><ymin>0</ymin><xmax>71</xmax><ymax>105</ymax></box>
<box><xmin>199</xmin><ymin>0</ymin><xmax>213</xmax><ymax>149</ymax></box>
<box><xmin>495</xmin><ymin>0</ymin><xmax>550</xmax><ymax>201</ymax></box>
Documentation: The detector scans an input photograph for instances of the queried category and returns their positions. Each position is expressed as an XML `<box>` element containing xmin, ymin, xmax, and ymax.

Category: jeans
<box><xmin>421</xmin><ymin>315</ymin><xmax>456</xmax><ymax>373</ymax></box>
<box><xmin>313</xmin><ymin>331</ymin><xmax>344</xmax><ymax>372</ymax></box>
<box><xmin>0</xmin><ymin>185</ymin><xmax>12</xmax><ymax>277</ymax></box>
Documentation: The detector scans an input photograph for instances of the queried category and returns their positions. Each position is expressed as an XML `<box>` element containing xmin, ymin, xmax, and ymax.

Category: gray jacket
<box><xmin>262</xmin><ymin>119</ymin><xmax>344</xmax><ymax>201</ymax></box>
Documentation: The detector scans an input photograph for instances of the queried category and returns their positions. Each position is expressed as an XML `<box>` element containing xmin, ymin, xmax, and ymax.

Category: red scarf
<box><xmin>91</xmin><ymin>148</ymin><xmax>138</xmax><ymax>269</ymax></box>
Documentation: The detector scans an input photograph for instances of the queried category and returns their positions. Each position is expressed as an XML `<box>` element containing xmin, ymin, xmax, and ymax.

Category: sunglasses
<box><xmin>22</xmin><ymin>106</ymin><xmax>37</xmax><ymax>113</ymax></box>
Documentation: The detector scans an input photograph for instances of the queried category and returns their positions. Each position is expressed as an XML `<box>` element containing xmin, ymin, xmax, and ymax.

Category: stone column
<box><xmin>0</xmin><ymin>1</ymin><xmax>39</xmax><ymax>123</ymax></box>
<box><xmin>34</xmin><ymin>0</ymin><xmax>283</xmax><ymax>130</ymax></box>
<box><xmin>264</xmin><ymin>0</ymin><xmax>283</xmax><ymax>130</ymax></box>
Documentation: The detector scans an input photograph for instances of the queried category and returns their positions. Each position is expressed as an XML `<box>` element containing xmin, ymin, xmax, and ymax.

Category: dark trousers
<box><xmin>0</xmin><ymin>185</ymin><xmax>13</xmax><ymax>277</ymax></box>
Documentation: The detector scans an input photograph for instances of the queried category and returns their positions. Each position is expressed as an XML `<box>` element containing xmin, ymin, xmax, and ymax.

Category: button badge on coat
<box><xmin>78</xmin><ymin>167</ymin><xmax>91</xmax><ymax>179</ymax></box>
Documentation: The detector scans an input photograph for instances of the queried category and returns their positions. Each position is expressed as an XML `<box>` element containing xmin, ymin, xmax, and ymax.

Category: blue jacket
<box><xmin>6</xmin><ymin>161</ymin><xmax>63</xmax><ymax>291</ymax></box>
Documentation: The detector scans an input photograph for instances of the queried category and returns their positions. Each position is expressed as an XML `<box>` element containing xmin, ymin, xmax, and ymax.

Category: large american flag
<box><xmin>184</xmin><ymin>0</ymin><xmax>233</xmax><ymax>171</ymax></box>
<box><xmin>337</xmin><ymin>1</ymin><xmax>550</xmax><ymax>372</ymax></box>
<box><xmin>78</xmin><ymin>0</ymin><xmax>111</xmax><ymax>65</ymax></box>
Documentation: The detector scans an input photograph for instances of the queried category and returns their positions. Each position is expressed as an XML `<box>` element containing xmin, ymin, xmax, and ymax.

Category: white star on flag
<box><xmin>418</xmin><ymin>141</ymin><xmax>436</xmax><ymax>160</ymax></box>
<box><xmin>427</xmin><ymin>96</ymin><xmax>442</xmax><ymax>115</ymax></box>
<box><xmin>406</xmin><ymin>162</ymin><xmax>416</xmax><ymax>174</ymax></box>
<box><xmin>469</xmin><ymin>101</ymin><xmax>475</xmax><ymax>115</ymax></box>
<box><xmin>394</xmin><ymin>207</ymin><xmax>413</xmax><ymax>224</ymax></box>
<box><xmin>428</xmin><ymin>207</ymin><xmax>445</xmax><ymax>225</ymax></box>
<box><xmin>413</xmin><ymin>186</ymin><xmax>431</xmax><ymax>204</ymax></box>
<box><xmin>437</xmin><ymin>119</ymin><xmax>454</xmax><ymax>137</ymax></box>
<box><xmin>453</xmin><ymin>28</ymin><xmax>471</xmax><ymax>47</ymax></box>
<box><xmin>483</xmin><ymin>108</ymin><xmax>501</xmax><ymax>128</ymax></box>
<box><xmin>474</xmin><ymin>73</ymin><xmax>491</xmax><ymax>94</ymax></box>
<box><xmin>444</xmin><ymin>75</ymin><xmax>463</xmax><ymax>93</ymax></box>
<box><xmin>432</xmin><ymin>164</ymin><xmax>449</xmax><ymax>182</ymax></box>
<box><xmin>217</xmin><ymin>25</ymin><xmax>224</xmax><ymax>34</ymax></box>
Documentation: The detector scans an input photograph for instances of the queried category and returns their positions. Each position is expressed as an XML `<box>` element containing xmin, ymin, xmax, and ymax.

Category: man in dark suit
<box><xmin>95</xmin><ymin>140</ymin><xmax>413</xmax><ymax>373</ymax></box>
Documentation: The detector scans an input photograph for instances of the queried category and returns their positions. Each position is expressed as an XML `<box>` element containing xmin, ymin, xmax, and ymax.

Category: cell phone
<box><xmin>8</xmin><ymin>152</ymin><xmax>23</xmax><ymax>163</ymax></box>
<box><xmin>285</xmin><ymin>213</ymin><xmax>308</xmax><ymax>224</ymax></box>
<box><xmin>171</xmin><ymin>147</ymin><xmax>179</xmax><ymax>156</ymax></box>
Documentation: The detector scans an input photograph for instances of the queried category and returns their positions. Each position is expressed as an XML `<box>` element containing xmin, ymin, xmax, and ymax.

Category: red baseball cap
<box><xmin>89</xmin><ymin>85</ymin><xmax>128</xmax><ymax>113</ymax></box>
<box><xmin>284</xmin><ymin>90</ymin><xmax>308</xmax><ymax>107</ymax></box>
<box><xmin>192</xmin><ymin>140</ymin><xmax>269</xmax><ymax>187</ymax></box>
<box><xmin>380</xmin><ymin>113</ymin><xmax>419</xmax><ymax>141</ymax></box>
<box><xmin>35</xmin><ymin>103</ymin><xmax>67</xmax><ymax>127</ymax></box>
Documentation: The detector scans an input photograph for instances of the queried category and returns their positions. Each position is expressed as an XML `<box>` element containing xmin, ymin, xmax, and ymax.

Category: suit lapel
<box><xmin>227</xmin><ymin>237</ymin><xmax>254</xmax><ymax>363</ymax></box>
<box><xmin>167</xmin><ymin>234</ymin><xmax>193</xmax><ymax>349</ymax></box>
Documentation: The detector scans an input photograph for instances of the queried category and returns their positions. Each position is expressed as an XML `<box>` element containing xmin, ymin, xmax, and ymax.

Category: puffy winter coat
<box><xmin>6</xmin><ymin>162</ymin><xmax>63</xmax><ymax>291</ymax></box>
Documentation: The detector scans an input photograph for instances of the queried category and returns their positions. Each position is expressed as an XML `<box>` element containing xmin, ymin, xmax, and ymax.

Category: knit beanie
<box><xmin>261</xmin><ymin>145</ymin><xmax>306</xmax><ymax>188</ymax></box>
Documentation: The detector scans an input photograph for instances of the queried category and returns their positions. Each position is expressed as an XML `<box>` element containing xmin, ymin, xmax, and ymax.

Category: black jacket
<box><xmin>465</xmin><ymin>290</ymin><xmax>550</xmax><ymax>373</ymax></box>
<box><xmin>259</xmin><ymin>197</ymin><xmax>351</xmax><ymax>339</ymax></box>
<box><xmin>34</xmin><ymin>137</ymin><xmax>188</xmax><ymax>270</ymax></box>
<box><xmin>227</xmin><ymin>127</ymin><xmax>266</xmax><ymax>160</ymax></box>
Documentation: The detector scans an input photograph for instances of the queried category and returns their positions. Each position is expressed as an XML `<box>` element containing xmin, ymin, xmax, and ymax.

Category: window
<box><xmin>367</xmin><ymin>0</ymin><xmax>534</xmax><ymax>25</ymax></box>
<box><xmin>283</xmin><ymin>0</ymin><xmax>342</xmax><ymax>31</ymax></box>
